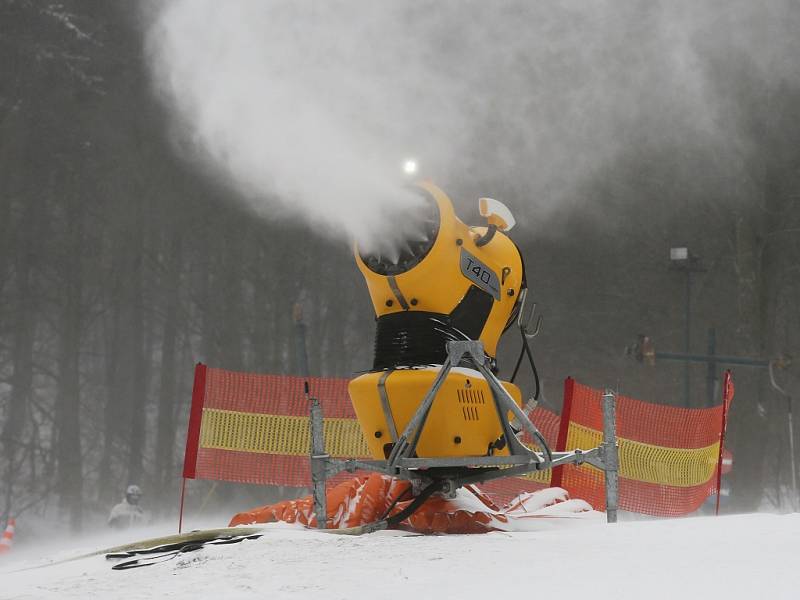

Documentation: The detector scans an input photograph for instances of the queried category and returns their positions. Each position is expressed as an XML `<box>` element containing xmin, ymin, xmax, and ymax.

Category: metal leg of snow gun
<box><xmin>309</xmin><ymin>396</ymin><xmax>328</xmax><ymax>529</ymax></box>
<box><xmin>309</xmin><ymin>340</ymin><xmax>620</xmax><ymax>532</ymax></box>
<box><xmin>601</xmin><ymin>389</ymin><xmax>619</xmax><ymax>523</ymax></box>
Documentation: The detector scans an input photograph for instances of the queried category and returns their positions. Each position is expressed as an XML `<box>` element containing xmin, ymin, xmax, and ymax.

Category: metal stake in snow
<box><xmin>602</xmin><ymin>391</ymin><xmax>619</xmax><ymax>523</ymax></box>
<box><xmin>309</xmin><ymin>389</ymin><xmax>329</xmax><ymax>529</ymax></box>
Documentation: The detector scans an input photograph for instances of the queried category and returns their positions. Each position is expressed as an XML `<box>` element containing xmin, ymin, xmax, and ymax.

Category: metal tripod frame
<box><xmin>309</xmin><ymin>340</ymin><xmax>620</xmax><ymax>529</ymax></box>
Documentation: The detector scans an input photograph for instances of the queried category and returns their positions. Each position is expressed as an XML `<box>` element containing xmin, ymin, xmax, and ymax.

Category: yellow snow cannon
<box><xmin>305</xmin><ymin>180</ymin><xmax>616</xmax><ymax>533</ymax></box>
<box><xmin>349</xmin><ymin>181</ymin><xmax>525</xmax><ymax>460</ymax></box>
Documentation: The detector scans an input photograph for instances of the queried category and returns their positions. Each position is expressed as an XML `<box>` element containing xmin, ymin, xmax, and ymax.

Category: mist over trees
<box><xmin>2</xmin><ymin>1</ymin><xmax>800</xmax><ymax>532</ymax></box>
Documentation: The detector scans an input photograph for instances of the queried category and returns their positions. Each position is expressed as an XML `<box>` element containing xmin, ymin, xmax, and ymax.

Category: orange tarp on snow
<box><xmin>229</xmin><ymin>473</ymin><xmax>598</xmax><ymax>534</ymax></box>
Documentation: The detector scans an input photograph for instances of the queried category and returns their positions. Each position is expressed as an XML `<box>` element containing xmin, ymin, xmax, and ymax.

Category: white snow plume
<box><xmin>145</xmin><ymin>2</ymin><xmax>434</xmax><ymax>252</ymax></box>
<box><xmin>145</xmin><ymin>1</ymin><xmax>800</xmax><ymax>243</ymax></box>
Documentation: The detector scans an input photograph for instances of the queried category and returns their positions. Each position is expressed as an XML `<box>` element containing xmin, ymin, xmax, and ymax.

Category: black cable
<box><xmin>523</xmin><ymin>333</ymin><xmax>541</xmax><ymax>401</ymax></box>
<box><xmin>379</xmin><ymin>486</ymin><xmax>413</xmax><ymax>521</ymax></box>
<box><xmin>385</xmin><ymin>480</ymin><xmax>444</xmax><ymax>527</ymax></box>
<box><xmin>475</xmin><ymin>224</ymin><xmax>498</xmax><ymax>247</ymax></box>
<box><xmin>320</xmin><ymin>479</ymin><xmax>446</xmax><ymax>535</ymax></box>
<box><xmin>510</xmin><ymin>336</ymin><xmax>525</xmax><ymax>383</ymax></box>
<box><xmin>108</xmin><ymin>535</ymin><xmax>263</xmax><ymax>570</ymax></box>
<box><xmin>509</xmin><ymin>329</ymin><xmax>540</xmax><ymax>401</ymax></box>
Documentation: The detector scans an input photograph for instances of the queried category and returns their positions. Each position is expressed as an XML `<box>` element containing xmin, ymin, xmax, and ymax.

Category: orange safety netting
<box><xmin>183</xmin><ymin>365</ymin><xmax>366</xmax><ymax>488</ymax></box>
<box><xmin>551</xmin><ymin>377</ymin><xmax>733</xmax><ymax>516</ymax></box>
<box><xmin>183</xmin><ymin>365</ymin><xmax>732</xmax><ymax>516</ymax></box>
<box><xmin>183</xmin><ymin>364</ymin><xmax>554</xmax><ymax>503</ymax></box>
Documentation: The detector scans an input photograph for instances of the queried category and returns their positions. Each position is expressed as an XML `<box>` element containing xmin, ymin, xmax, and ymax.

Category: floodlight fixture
<box><xmin>403</xmin><ymin>159</ymin><xmax>418</xmax><ymax>175</ymax></box>
<box><xmin>670</xmin><ymin>247</ymin><xmax>689</xmax><ymax>261</ymax></box>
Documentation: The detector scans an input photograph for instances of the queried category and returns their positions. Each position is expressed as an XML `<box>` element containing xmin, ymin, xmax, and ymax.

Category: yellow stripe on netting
<box><xmin>199</xmin><ymin>409</ymin><xmax>371</xmax><ymax>457</ymax></box>
<box><xmin>515</xmin><ymin>443</ymin><xmax>553</xmax><ymax>484</ymax></box>
<box><xmin>518</xmin><ymin>469</ymin><xmax>551</xmax><ymax>484</ymax></box>
<box><xmin>566</xmin><ymin>423</ymin><xmax>720</xmax><ymax>487</ymax></box>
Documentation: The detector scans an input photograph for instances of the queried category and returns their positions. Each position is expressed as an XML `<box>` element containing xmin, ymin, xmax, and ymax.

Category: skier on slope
<box><xmin>108</xmin><ymin>485</ymin><xmax>147</xmax><ymax>529</ymax></box>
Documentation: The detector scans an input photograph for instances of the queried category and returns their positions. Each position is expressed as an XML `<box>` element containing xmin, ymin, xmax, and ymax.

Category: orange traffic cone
<box><xmin>0</xmin><ymin>518</ymin><xmax>15</xmax><ymax>555</ymax></box>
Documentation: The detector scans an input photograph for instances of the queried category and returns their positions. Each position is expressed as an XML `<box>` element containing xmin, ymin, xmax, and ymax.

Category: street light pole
<box><xmin>684</xmin><ymin>266</ymin><xmax>691</xmax><ymax>408</ymax></box>
<box><xmin>706</xmin><ymin>328</ymin><xmax>718</xmax><ymax>407</ymax></box>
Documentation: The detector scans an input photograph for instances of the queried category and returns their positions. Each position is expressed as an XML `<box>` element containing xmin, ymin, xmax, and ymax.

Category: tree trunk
<box><xmin>99</xmin><ymin>243</ymin><xmax>124</xmax><ymax>505</ymax></box>
<box><xmin>55</xmin><ymin>199</ymin><xmax>84</xmax><ymax>532</ymax></box>
<box><xmin>2</xmin><ymin>199</ymin><xmax>36</xmax><ymax>522</ymax></box>
<box><xmin>126</xmin><ymin>200</ymin><xmax>148</xmax><ymax>486</ymax></box>
<box><xmin>154</xmin><ymin>233</ymin><xmax>182</xmax><ymax>514</ymax></box>
<box><xmin>726</xmin><ymin>203</ymin><xmax>771</xmax><ymax>512</ymax></box>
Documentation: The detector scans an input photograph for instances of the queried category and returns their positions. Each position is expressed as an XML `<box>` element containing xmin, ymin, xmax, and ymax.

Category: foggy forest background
<box><xmin>2</xmin><ymin>1</ymin><xmax>800</xmax><ymax>533</ymax></box>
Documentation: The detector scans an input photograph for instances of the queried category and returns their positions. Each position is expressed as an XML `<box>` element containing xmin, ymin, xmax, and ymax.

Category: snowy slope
<box><xmin>4</xmin><ymin>514</ymin><xmax>799</xmax><ymax>600</ymax></box>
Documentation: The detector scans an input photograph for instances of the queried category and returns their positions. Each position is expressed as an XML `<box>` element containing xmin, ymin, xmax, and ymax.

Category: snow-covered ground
<box><xmin>3</xmin><ymin>513</ymin><xmax>799</xmax><ymax>600</ymax></box>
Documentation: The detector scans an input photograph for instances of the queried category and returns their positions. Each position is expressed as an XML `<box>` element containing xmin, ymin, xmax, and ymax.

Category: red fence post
<box><xmin>183</xmin><ymin>363</ymin><xmax>208</xmax><ymax>479</ymax></box>
<box><xmin>715</xmin><ymin>370</ymin><xmax>734</xmax><ymax>516</ymax></box>
<box><xmin>179</xmin><ymin>363</ymin><xmax>208</xmax><ymax>531</ymax></box>
<box><xmin>550</xmin><ymin>377</ymin><xmax>575</xmax><ymax>489</ymax></box>
<box><xmin>178</xmin><ymin>477</ymin><xmax>187</xmax><ymax>534</ymax></box>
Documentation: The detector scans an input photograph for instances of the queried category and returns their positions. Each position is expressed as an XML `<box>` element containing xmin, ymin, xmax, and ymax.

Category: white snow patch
<box><xmin>3</xmin><ymin>513</ymin><xmax>799</xmax><ymax>599</ymax></box>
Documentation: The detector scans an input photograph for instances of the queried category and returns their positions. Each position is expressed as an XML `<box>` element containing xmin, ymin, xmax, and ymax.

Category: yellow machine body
<box><xmin>354</xmin><ymin>181</ymin><xmax>523</xmax><ymax>358</ymax></box>
<box><xmin>349</xmin><ymin>181</ymin><xmax>525</xmax><ymax>460</ymax></box>
<box><xmin>349</xmin><ymin>369</ymin><xmax>521</xmax><ymax>459</ymax></box>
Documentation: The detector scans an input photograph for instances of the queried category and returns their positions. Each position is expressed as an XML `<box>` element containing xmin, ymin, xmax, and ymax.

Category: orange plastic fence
<box><xmin>182</xmin><ymin>364</ymin><xmax>552</xmax><ymax>501</ymax></box>
<box><xmin>183</xmin><ymin>366</ymin><xmax>363</xmax><ymax>488</ymax></box>
<box><xmin>183</xmin><ymin>365</ymin><xmax>731</xmax><ymax>515</ymax></box>
<box><xmin>551</xmin><ymin>377</ymin><xmax>732</xmax><ymax>516</ymax></box>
